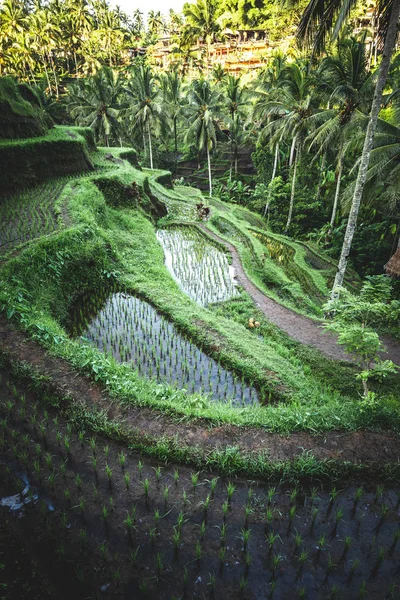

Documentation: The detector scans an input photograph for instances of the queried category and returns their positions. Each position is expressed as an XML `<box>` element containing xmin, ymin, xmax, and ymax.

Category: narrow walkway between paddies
<box><xmin>198</xmin><ymin>223</ymin><xmax>400</xmax><ymax>366</ymax></box>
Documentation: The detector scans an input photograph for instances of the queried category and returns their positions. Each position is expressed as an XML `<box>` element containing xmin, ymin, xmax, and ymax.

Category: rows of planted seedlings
<box><xmin>0</xmin><ymin>178</ymin><xmax>66</xmax><ymax>252</ymax></box>
<box><xmin>0</xmin><ymin>171</ymin><xmax>100</xmax><ymax>253</ymax></box>
<box><xmin>157</xmin><ymin>226</ymin><xmax>239</xmax><ymax>306</ymax></box>
<box><xmin>69</xmin><ymin>289</ymin><xmax>258</xmax><ymax>405</ymax></box>
<box><xmin>1</xmin><ymin>371</ymin><xmax>399</xmax><ymax>599</ymax></box>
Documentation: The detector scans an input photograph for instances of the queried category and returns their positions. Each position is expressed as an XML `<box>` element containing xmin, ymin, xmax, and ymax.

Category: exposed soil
<box><xmin>198</xmin><ymin>224</ymin><xmax>400</xmax><ymax>366</ymax></box>
<box><xmin>1</xmin><ymin>316</ymin><xmax>400</xmax><ymax>468</ymax></box>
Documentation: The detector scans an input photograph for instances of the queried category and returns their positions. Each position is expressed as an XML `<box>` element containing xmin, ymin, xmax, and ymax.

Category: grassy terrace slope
<box><xmin>0</xmin><ymin>133</ymin><xmax>399</xmax><ymax>447</ymax></box>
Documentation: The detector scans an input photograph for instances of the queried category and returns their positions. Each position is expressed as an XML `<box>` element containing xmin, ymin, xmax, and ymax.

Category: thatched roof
<box><xmin>384</xmin><ymin>248</ymin><xmax>400</xmax><ymax>277</ymax></box>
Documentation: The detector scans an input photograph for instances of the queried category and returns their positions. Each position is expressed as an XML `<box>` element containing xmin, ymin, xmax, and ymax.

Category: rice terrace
<box><xmin>1</xmin><ymin>0</ymin><xmax>400</xmax><ymax>599</ymax></box>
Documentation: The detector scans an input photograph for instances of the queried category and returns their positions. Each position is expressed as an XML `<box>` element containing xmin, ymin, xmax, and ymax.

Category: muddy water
<box><xmin>157</xmin><ymin>226</ymin><xmax>239</xmax><ymax>306</ymax></box>
<box><xmin>68</xmin><ymin>290</ymin><xmax>258</xmax><ymax>405</ymax></box>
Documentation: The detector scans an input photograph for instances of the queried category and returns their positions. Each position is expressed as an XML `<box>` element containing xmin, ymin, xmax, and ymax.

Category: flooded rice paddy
<box><xmin>69</xmin><ymin>290</ymin><xmax>258</xmax><ymax>405</ymax></box>
<box><xmin>157</xmin><ymin>226</ymin><xmax>239</xmax><ymax>306</ymax></box>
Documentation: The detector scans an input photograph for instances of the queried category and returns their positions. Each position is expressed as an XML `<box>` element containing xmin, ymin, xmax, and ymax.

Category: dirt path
<box><xmin>198</xmin><ymin>223</ymin><xmax>400</xmax><ymax>366</ymax></box>
<box><xmin>1</xmin><ymin>316</ymin><xmax>399</xmax><ymax>466</ymax></box>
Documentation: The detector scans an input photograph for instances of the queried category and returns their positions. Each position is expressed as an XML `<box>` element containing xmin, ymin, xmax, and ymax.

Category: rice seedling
<box><xmin>358</xmin><ymin>580</ymin><xmax>367</xmax><ymax>599</ymax></box>
<box><xmin>331</xmin><ymin>507</ymin><xmax>344</xmax><ymax>537</ymax></box>
<box><xmin>105</xmin><ymin>463</ymin><xmax>112</xmax><ymax>488</ymax></box>
<box><xmin>222</xmin><ymin>500</ymin><xmax>229</xmax><ymax>520</ymax></box>
<box><xmin>267</xmin><ymin>532</ymin><xmax>280</xmax><ymax>554</ymax></box>
<box><xmin>156</xmin><ymin>552</ymin><xmax>164</xmax><ymax>579</ymax></box>
<box><xmin>128</xmin><ymin>546</ymin><xmax>140</xmax><ymax>565</ymax></box>
<box><xmin>78</xmin><ymin>527</ymin><xmax>88</xmax><ymax>548</ymax></box>
<box><xmin>153</xmin><ymin>465</ymin><xmax>162</xmax><ymax>485</ymax></box>
<box><xmin>138</xmin><ymin>460</ymin><xmax>143</xmax><ymax>478</ymax></box>
<box><xmin>142</xmin><ymin>478</ymin><xmax>150</xmax><ymax>505</ymax></box>
<box><xmin>267</xmin><ymin>487</ymin><xmax>276</xmax><ymax>505</ymax></box>
<box><xmin>199</xmin><ymin>520</ymin><xmax>207</xmax><ymax>539</ymax></box>
<box><xmin>173</xmin><ymin>469</ymin><xmax>179</xmax><ymax>485</ymax></box>
<box><xmin>191</xmin><ymin>471</ymin><xmax>199</xmax><ymax>491</ymax></box>
<box><xmin>226</xmin><ymin>482</ymin><xmax>236</xmax><ymax>503</ymax></box>
<box><xmin>195</xmin><ymin>541</ymin><xmax>202</xmax><ymax>562</ymax></box>
<box><xmin>75</xmin><ymin>473</ymin><xmax>83</xmax><ymax>491</ymax></box>
<box><xmin>240</xmin><ymin>527</ymin><xmax>251</xmax><ymax>551</ymax></box>
<box><xmin>172</xmin><ymin>526</ymin><xmax>181</xmax><ymax>554</ymax></box>
<box><xmin>210</xmin><ymin>477</ymin><xmax>218</xmax><ymax>496</ymax></box>
<box><xmin>124</xmin><ymin>512</ymin><xmax>136</xmax><ymax>538</ymax></box>
<box><xmin>293</xmin><ymin>531</ymin><xmax>303</xmax><ymax>555</ymax></box>
<box><xmin>272</xmin><ymin>553</ymin><xmax>282</xmax><ymax>575</ymax></box>
<box><xmin>124</xmin><ymin>472</ymin><xmax>130</xmax><ymax>490</ymax></box>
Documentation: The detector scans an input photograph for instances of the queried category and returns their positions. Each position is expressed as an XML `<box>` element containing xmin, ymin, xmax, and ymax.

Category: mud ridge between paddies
<box><xmin>1</xmin><ymin>315</ymin><xmax>399</xmax><ymax>469</ymax></box>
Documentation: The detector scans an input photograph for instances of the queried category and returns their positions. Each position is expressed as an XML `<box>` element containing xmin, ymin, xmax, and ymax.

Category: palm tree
<box><xmin>147</xmin><ymin>10</ymin><xmax>163</xmax><ymax>37</ymax></box>
<box><xmin>307</xmin><ymin>35</ymin><xmax>373</xmax><ymax>231</ymax></box>
<box><xmin>125</xmin><ymin>64</ymin><xmax>164</xmax><ymax>169</ymax></box>
<box><xmin>183</xmin><ymin>0</ymin><xmax>220</xmax><ymax>73</ymax></box>
<box><xmin>252</xmin><ymin>52</ymin><xmax>288</xmax><ymax>217</ymax></box>
<box><xmin>224</xmin><ymin>75</ymin><xmax>248</xmax><ymax>178</ymax></box>
<box><xmin>185</xmin><ymin>78</ymin><xmax>222</xmax><ymax>196</ymax></box>
<box><xmin>161</xmin><ymin>68</ymin><xmax>185</xmax><ymax>154</ymax></box>
<box><xmin>294</xmin><ymin>0</ymin><xmax>400</xmax><ymax>296</ymax></box>
<box><xmin>66</xmin><ymin>67</ymin><xmax>124</xmax><ymax>146</ymax></box>
<box><xmin>255</xmin><ymin>61</ymin><xmax>317</xmax><ymax>233</ymax></box>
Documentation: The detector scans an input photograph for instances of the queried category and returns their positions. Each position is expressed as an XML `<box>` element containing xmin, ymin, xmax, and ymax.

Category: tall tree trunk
<box><xmin>207</xmin><ymin>144</ymin><xmax>212</xmax><ymax>197</ymax></box>
<box><xmin>173</xmin><ymin>116</ymin><xmax>178</xmax><ymax>153</ymax></box>
<box><xmin>331</xmin><ymin>1</ymin><xmax>400</xmax><ymax>298</ymax></box>
<box><xmin>42</xmin><ymin>54</ymin><xmax>52</xmax><ymax>96</ymax></box>
<box><xmin>285</xmin><ymin>140</ymin><xmax>299</xmax><ymax>234</ymax></box>
<box><xmin>289</xmin><ymin>135</ymin><xmax>296</xmax><ymax>167</ymax></box>
<box><xmin>315</xmin><ymin>150</ymin><xmax>327</xmax><ymax>205</ymax></box>
<box><xmin>147</xmin><ymin>122</ymin><xmax>153</xmax><ymax>169</ymax></box>
<box><xmin>48</xmin><ymin>52</ymin><xmax>59</xmax><ymax>99</ymax></box>
<box><xmin>264</xmin><ymin>142</ymin><xmax>279</xmax><ymax>216</ymax></box>
<box><xmin>329</xmin><ymin>149</ymin><xmax>343</xmax><ymax>231</ymax></box>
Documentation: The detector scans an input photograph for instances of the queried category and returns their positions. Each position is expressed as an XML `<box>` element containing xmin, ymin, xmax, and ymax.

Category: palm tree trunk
<box><xmin>315</xmin><ymin>150</ymin><xmax>326</xmax><ymax>205</ymax></box>
<box><xmin>207</xmin><ymin>144</ymin><xmax>212</xmax><ymax>197</ymax></box>
<box><xmin>285</xmin><ymin>140</ymin><xmax>299</xmax><ymax>234</ymax></box>
<box><xmin>289</xmin><ymin>136</ymin><xmax>296</xmax><ymax>167</ymax></box>
<box><xmin>329</xmin><ymin>150</ymin><xmax>343</xmax><ymax>231</ymax></box>
<box><xmin>147</xmin><ymin>122</ymin><xmax>153</xmax><ymax>169</ymax></box>
<box><xmin>264</xmin><ymin>142</ymin><xmax>279</xmax><ymax>216</ymax></box>
<box><xmin>48</xmin><ymin>52</ymin><xmax>59</xmax><ymax>99</ymax></box>
<box><xmin>42</xmin><ymin>55</ymin><xmax>52</xmax><ymax>96</ymax></box>
<box><xmin>331</xmin><ymin>0</ymin><xmax>400</xmax><ymax>298</ymax></box>
<box><xmin>174</xmin><ymin>117</ymin><xmax>178</xmax><ymax>153</ymax></box>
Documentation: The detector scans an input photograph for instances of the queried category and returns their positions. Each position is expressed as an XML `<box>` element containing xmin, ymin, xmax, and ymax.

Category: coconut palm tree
<box><xmin>183</xmin><ymin>0</ymin><xmax>220</xmax><ymax>74</ymax></box>
<box><xmin>125</xmin><ymin>64</ymin><xmax>164</xmax><ymax>169</ymax></box>
<box><xmin>185</xmin><ymin>78</ymin><xmax>222</xmax><ymax>196</ymax></box>
<box><xmin>161</xmin><ymin>68</ymin><xmax>185</xmax><ymax>154</ymax></box>
<box><xmin>66</xmin><ymin>66</ymin><xmax>124</xmax><ymax>146</ymax></box>
<box><xmin>293</xmin><ymin>0</ymin><xmax>400</xmax><ymax>296</ymax></box>
<box><xmin>307</xmin><ymin>35</ymin><xmax>374</xmax><ymax>231</ymax></box>
<box><xmin>255</xmin><ymin>61</ymin><xmax>318</xmax><ymax>233</ymax></box>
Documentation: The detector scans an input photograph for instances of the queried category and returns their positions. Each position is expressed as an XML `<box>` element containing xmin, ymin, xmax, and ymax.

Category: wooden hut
<box><xmin>385</xmin><ymin>247</ymin><xmax>400</xmax><ymax>277</ymax></box>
